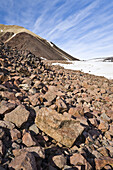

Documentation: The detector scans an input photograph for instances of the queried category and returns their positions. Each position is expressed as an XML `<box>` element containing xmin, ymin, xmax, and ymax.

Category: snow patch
<box><xmin>62</xmin><ymin>55</ymin><xmax>70</xmax><ymax>61</ymax></box>
<box><xmin>47</xmin><ymin>41</ymin><xmax>54</xmax><ymax>47</ymax></box>
<box><xmin>40</xmin><ymin>57</ymin><xmax>46</xmax><ymax>60</ymax></box>
<box><xmin>53</xmin><ymin>61</ymin><xmax>113</xmax><ymax>79</ymax></box>
<box><xmin>12</xmin><ymin>33</ymin><xmax>16</xmax><ymax>38</ymax></box>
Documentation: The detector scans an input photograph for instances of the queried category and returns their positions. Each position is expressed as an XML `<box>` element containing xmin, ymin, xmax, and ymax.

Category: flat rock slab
<box><xmin>4</xmin><ymin>105</ymin><xmax>30</xmax><ymax>128</ymax></box>
<box><xmin>0</xmin><ymin>100</ymin><xmax>16</xmax><ymax>115</ymax></box>
<box><xmin>35</xmin><ymin>107</ymin><xmax>85</xmax><ymax>147</ymax></box>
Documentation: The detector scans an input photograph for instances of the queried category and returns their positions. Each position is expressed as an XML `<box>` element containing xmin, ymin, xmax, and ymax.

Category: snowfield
<box><xmin>53</xmin><ymin>60</ymin><xmax>113</xmax><ymax>79</ymax></box>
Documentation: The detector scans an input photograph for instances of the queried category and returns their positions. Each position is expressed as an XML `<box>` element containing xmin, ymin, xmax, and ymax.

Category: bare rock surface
<box><xmin>35</xmin><ymin>107</ymin><xmax>85</xmax><ymax>147</ymax></box>
<box><xmin>9</xmin><ymin>151</ymin><xmax>37</xmax><ymax>170</ymax></box>
<box><xmin>4</xmin><ymin>105</ymin><xmax>30</xmax><ymax>128</ymax></box>
<box><xmin>0</xmin><ymin>42</ymin><xmax>113</xmax><ymax>169</ymax></box>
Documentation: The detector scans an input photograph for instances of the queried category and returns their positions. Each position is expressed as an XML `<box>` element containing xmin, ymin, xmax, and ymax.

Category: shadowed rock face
<box><xmin>0</xmin><ymin>24</ymin><xmax>79</xmax><ymax>61</ymax></box>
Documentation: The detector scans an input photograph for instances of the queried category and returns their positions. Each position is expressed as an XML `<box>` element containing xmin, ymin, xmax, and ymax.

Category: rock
<box><xmin>13</xmin><ymin>146</ymin><xmax>45</xmax><ymax>159</ymax></box>
<box><xmin>10</xmin><ymin>128</ymin><xmax>21</xmax><ymax>141</ymax></box>
<box><xmin>98</xmin><ymin>120</ymin><xmax>109</xmax><ymax>132</ymax></box>
<box><xmin>44</xmin><ymin>86</ymin><xmax>57</xmax><ymax>103</ymax></box>
<box><xmin>0</xmin><ymin>128</ymin><xmax>5</xmax><ymax>140</ymax></box>
<box><xmin>29</xmin><ymin>124</ymin><xmax>39</xmax><ymax>134</ymax></box>
<box><xmin>100</xmin><ymin>112</ymin><xmax>111</xmax><ymax>122</ymax></box>
<box><xmin>22</xmin><ymin>132</ymin><xmax>37</xmax><ymax>147</ymax></box>
<box><xmin>70</xmin><ymin>153</ymin><xmax>92</xmax><ymax>169</ymax></box>
<box><xmin>35</xmin><ymin>107</ymin><xmax>85</xmax><ymax>147</ymax></box>
<box><xmin>0</xmin><ymin>120</ymin><xmax>15</xmax><ymax>130</ymax></box>
<box><xmin>68</xmin><ymin>107</ymin><xmax>81</xmax><ymax>118</ymax></box>
<box><xmin>0</xmin><ymin>140</ymin><xmax>5</xmax><ymax>155</ymax></box>
<box><xmin>9</xmin><ymin>151</ymin><xmax>37</xmax><ymax>170</ymax></box>
<box><xmin>95</xmin><ymin>157</ymin><xmax>113</xmax><ymax>169</ymax></box>
<box><xmin>52</xmin><ymin>154</ymin><xmax>66</xmax><ymax>169</ymax></box>
<box><xmin>97</xmin><ymin>147</ymin><xmax>109</xmax><ymax>157</ymax></box>
<box><xmin>4</xmin><ymin>105</ymin><xmax>30</xmax><ymax>128</ymax></box>
<box><xmin>106</xmin><ymin>146</ymin><xmax>113</xmax><ymax>157</ymax></box>
<box><xmin>0</xmin><ymin>166</ymin><xmax>5</xmax><ymax>170</ymax></box>
<box><xmin>56</xmin><ymin>98</ymin><xmax>67</xmax><ymax>113</ymax></box>
<box><xmin>0</xmin><ymin>91</ymin><xmax>18</xmax><ymax>102</ymax></box>
<box><xmin>29</xmin><ymin>93</ymin><xmax>40</xmax><ymax>106</ymax></box>
<box><xmin>0</xmin><ymin>100</ymin><xmax>16</xmax><ymax>115</ymax></box>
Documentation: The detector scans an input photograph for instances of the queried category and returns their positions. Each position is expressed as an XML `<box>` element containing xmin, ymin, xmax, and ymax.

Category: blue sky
<box><xmin>0</xmin><ymin>0</ymin><xmax>113</xmax><ymax>59</ymax></box>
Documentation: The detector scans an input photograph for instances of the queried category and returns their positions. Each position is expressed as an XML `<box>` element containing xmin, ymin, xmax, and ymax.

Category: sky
<box><xmin>0</xmin><ymin>0</ymin><xmax>113</xmax><ymax>60</ymax></box>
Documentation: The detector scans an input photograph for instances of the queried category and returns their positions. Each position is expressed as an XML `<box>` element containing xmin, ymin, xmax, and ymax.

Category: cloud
<box><xmin>1</xmin><ymin>0</ymin><xmax>113</xmax><ymax>59</ymax></box>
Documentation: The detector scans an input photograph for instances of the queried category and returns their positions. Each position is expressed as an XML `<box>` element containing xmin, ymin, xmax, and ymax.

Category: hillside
<box><xmin>0</xmin><ymin>41</ymin><xmax>113</xmax><ymax>170</ymax></box>
<box><xmin>0</xmin><ymin>24</ymin><xmax>79</xmax><ymax>61</ymax></box>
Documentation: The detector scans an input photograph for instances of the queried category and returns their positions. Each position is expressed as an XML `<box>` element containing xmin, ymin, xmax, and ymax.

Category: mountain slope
<box><xmin>0</xmin><ymin>24</ymin><xmax>79</xmax><ymax>61</ymax></box>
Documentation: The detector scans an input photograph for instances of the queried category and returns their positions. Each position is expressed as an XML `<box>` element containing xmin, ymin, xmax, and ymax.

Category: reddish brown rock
<box><xmin>10</xmin><ymin>128</ymin><xmax>21</xmax><ymax>141</ymax></box>
<box><xmin>70</xmin><ymin>153</ymin><xmax>92</xmax><ymax>169</ymax></box>
<box><xmin>9</xmin><ymin>151</ymin><xmax>37</xmax><ymax>170</ymax></box>
<box><xmin>68</xmin><ymin>107</ymin><xmax>81</xmax><ymax>118</ymax></box>
<box><xmin>22</xmin><ymin>132</ymin><xmax>37</xmax><ymax>147</ymax></box>
<box><xmin>44</xmin><ymin>86</ymin><xmax>57</xmax><ymax>103</ymax></box>
<box><xmin>4</xmin><ymin>105</ymin><xmax>30</xmax><ymax>128</ymax></box>
<box><xmin>98</xmin><ymin>121</ymin><xmax>109</xmax><ymax>132</ymax></box>
<box><xmin>56</xmin><ymin>98</ymin><xmax>67</xmax><ymax>113</ymax></box>
<box><xmin>29</xmin><ymin>93</ymin><xmax>40</xmax><ymax>106</ymax></box>
<box><xmin>0</xmin><ymin>100</ymin><xmax>16</xmax><ymax>115</ymax></box>
<box><xmin>35</xmin><ymin>107</ymin><xmax>85</xmax><ymax>147</ymax></box>
<box><xmin>95</xmin><ymin>157</ymin><xmax>113</xmax><ymax>169</ymax></box>
<box><xmin>97</xmin><ymin>147</ymin><xmax>109</xmax><ymax>157</ymax></box>
<box><xmin>52</xmin><ymin>154</ymin><xmax>66</xmax><ymax>169</ymax></box>
<box><xmin>0</xmin><ymin>120</ymin><xmax>15</xmax><ymax>130</ymax></box>
<box><xmin>13</xmin><ymin>146</ymin><xmax>45</xmax><ymax>159</ymax></box>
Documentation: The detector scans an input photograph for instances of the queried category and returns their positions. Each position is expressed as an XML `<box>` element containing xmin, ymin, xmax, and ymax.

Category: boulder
<box><xmin>9</xmin><ymin>151</ymin><xmax>37</xmax><ymax>170</ymax></box>
<box><xmin>4</xmin><ymin>105</ymin><xmax>30</xmax><ymax>128</ymax></box>
<box><xmin>35</xmin><ymin>107</ymin><xmax>85</xmax><ymax>147</ymax></box>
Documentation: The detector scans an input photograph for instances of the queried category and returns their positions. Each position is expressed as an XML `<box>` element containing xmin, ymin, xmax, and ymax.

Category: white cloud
<box><xmin>1</xmin><ymin>0</ymin><xmax>113</xmax><ymax>59</ymax></box>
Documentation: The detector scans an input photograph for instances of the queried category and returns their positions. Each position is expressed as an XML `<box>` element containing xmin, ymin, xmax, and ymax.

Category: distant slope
<box><xmin>0</xmin><ymin>24</ymin><xmax>79</xmax><ymax>61</ymax></box>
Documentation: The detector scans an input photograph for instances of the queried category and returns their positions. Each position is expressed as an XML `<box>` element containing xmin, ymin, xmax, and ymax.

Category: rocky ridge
<box><xmin>0</xmin><ymin>24</ymin><xmax>79</xmax><ymax>61</ymax></box>
<box><xmin>0</xmin><ymin>42</ymin><xmax>113</xmax><ymax>169</ymax></box>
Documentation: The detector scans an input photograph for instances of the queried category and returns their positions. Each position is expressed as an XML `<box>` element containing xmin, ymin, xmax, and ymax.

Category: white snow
<box><xmin>12</xmin><ymin>33</ymin><xmax>16</xmax><ymax>38</ymax></box>
<box><xmin>53</xmin><ymin>60</ymin><xmax>113</xmax><ymax>79</ymax></box>
<box><xmin>47</xmin><ymin>40</ymin><xmax>54</xmax><ymax>47</ymax></box>
<box><xmin>40</xmin><ymin>57</ymin><xmax>47</xmax><ymax>60</ymax></box>
<box><xmin>62</xmin><ymin>55</ymin><xmax>70</xmax><ymax>61</ymax></box>
<box><xmin>1</xmin><ymin>30</ymin><xmax>3</xmax><ymax>32</ymax></box>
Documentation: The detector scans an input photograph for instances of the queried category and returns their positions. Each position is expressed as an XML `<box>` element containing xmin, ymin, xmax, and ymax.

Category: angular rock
<box><xmin>70</xmin><ymin>153</ymin><xmax>92</xmax><ymax>169</ymax></box>
<box><xmin>22</xmin><ymin>132</ymin><xmax>37</xmax><ymax>147</ymax></box>
<box><xmin>44</xmin><ymin>86</ymin><xmax>57</xmax><ymax>103</ymax></box>
<box><xmin>0</xmin><ymin>100</ymin><xmax>16</xmax><ymax>115</ymax></box>
<box><xmin>9</xmin><ymin>151</ymin><xmax>37</xmax><ymax>170</ymax></box>
<box><xmin>13</xmin><ymin>146</ymin><xmax>45</xmax><ymax>159</ymax></box>
<box><xmin>35</xmin><ymin>107</ymin><xmax>85</xmax><ymax>147</ymax></box>
<box><xmin>29</xmin><ymin>124</ymin><xmax>39</xmax><ymax>134</ymax></box>
<box><xmin>52</xmin><ymin>154</ymin><xmax>66</xmax><ymax>169</ymax></box>
<box><xmin>56</xmin><ymin>98</ymin><xmax>67</xmax><ymax>113</ymax></box>
<box><xmin>0</xmin><ymin>120</ymin><xmax>15</xmax><ymax>130</ymax></box>
<box><xmin>4</xmin><ymin>105</ymin><xmax>30</xmax><ymax>128</ymax></box>
<box><xmin>10</xmin><ymin>128</ymin><xmax>21</xmax><ymax>141</ymax></box>
<box><xmin>68</xmin><ymin>107</ymin><xmax>81</xmax><ymax>118</ymax></box>
<box><xmin>95</xmin><ymin>157</ymin><xmax>113</xmax><ymax>169</ymax></box>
